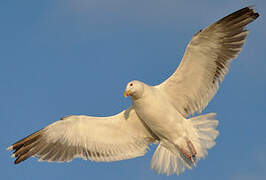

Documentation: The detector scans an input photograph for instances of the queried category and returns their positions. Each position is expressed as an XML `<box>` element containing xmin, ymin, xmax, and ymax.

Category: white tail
<box><xmin>150</xmin><ymin>113</ymin><xmax>219</xmax><ymax>175</ymax></box>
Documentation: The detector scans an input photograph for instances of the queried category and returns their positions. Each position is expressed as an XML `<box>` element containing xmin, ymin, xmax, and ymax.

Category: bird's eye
<box><xmin>130</xmin><ymin>83</ymin><xmax>133</xmax><ymax>86</ymax></box>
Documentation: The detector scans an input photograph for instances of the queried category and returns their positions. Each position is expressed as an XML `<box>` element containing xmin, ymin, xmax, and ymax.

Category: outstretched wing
<box><xmin>7</xmin><ymin>106</ymin><xmax>157</xmax><ymax>164</ymax></box>
<box><xmin>157</xmin><ymin>6</ymin><xmax>259</xmax><ymax>117</ymax></box>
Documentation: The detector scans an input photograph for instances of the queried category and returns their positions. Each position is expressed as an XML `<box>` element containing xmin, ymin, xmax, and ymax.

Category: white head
<box><xmin>124</xmin><ymin>80</ymin><xmax>145</xmax><ymax>99</ymax></box>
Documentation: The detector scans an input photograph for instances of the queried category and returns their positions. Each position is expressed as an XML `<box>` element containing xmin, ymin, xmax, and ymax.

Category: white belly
<box><xmin>133</xmin><ymin>88</ymin><xmax>188</xmax><ymax>141</ymax></box>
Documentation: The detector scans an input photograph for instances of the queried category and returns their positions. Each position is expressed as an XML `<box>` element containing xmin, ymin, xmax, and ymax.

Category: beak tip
<box><xmin>124</xmin><ymin>91</ymin><xmax>130</xmax><ymax>98</ymax></box>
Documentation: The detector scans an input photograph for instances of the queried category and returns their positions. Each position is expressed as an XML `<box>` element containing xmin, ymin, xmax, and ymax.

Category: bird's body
<box><xmin>132</xmin><ymin>83</ymin><xmax>186</xmax><ymax>143</ymax></box>
<box><xmin>126</xmin><ymin>81</ymin><xmax>218</xmax><ymax>171</ymax></box>
<box><xmin>7</xmin><ymin>6</ymin><xmax>259</xmax><ymax>176</ymax></box>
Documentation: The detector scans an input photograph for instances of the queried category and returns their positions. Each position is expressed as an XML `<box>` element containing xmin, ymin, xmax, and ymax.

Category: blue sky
<box><xmin>1</xmin><ymin>0</ymin><xmax>266</xmax><ymax>179</ymax></box>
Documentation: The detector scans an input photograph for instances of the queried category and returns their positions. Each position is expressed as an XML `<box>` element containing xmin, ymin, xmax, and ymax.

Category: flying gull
<box><xmin>7</xmin><ymin>6</ymin><xmax>259</xmax><ymax>175</ymax></box>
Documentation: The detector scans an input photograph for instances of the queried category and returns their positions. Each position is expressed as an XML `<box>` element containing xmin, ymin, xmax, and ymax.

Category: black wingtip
<box><xmin>248</xmin><ymin>6</ymin><xmax>260</xmax><ymax>19</ymax></box>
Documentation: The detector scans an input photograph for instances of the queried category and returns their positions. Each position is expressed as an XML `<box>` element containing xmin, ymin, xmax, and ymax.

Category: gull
<box><xmin>7</xmin><ymin>6</ymin><xmax>259</xmax><ymax>175</ymax></box>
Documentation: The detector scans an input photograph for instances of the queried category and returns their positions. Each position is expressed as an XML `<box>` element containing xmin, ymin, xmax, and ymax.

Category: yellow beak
<box><xmin>124</xmin><ymin>90</ymin><xmax>130</xmax><ymax>97</ymax></box>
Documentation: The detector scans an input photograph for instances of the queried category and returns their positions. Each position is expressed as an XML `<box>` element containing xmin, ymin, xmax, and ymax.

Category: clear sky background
<box><xmin>1</xmin><ymin>0</ymin><xmax>265</xmax><ymax>180</ymax></box>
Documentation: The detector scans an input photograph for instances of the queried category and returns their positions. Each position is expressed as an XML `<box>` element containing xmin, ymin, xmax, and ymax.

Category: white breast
<box><xmin>133</xmin><ymin>87</ymin><xmax>187</xmax><ymax>141</ymax></box>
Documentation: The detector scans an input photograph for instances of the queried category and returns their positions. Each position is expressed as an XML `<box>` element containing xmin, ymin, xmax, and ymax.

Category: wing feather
<box><xmin>7</xmin><ymin>107</ymin><xmax>156</xmax><ymax>164</ymax></box>
<box><xmin>157</xmin><ymin>6</ymin><xmax>259</xmax><ymax>117</ymax></box>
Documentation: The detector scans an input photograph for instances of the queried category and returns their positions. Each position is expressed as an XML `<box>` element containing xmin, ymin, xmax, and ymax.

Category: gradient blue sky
<box><xmin>1</xmin><ymin>0</ymin><xmax>266</xmax><ymax>180</ymax></box>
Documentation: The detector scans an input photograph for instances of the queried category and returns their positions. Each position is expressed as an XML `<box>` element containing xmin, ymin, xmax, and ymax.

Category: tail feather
<box><xmin>150</xmin><ymin>113</ymin><xmax>219</xmax><ymax>175</ymax></box>
<box><xmin>190</xmin><ymin>113</ymin><xmax>219</xmax><ymax>158</ymax></box>
<box><xmin>151</xmin><ymin>144</ymin><xmax>186</xmax><ymax>175</ymax></box>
